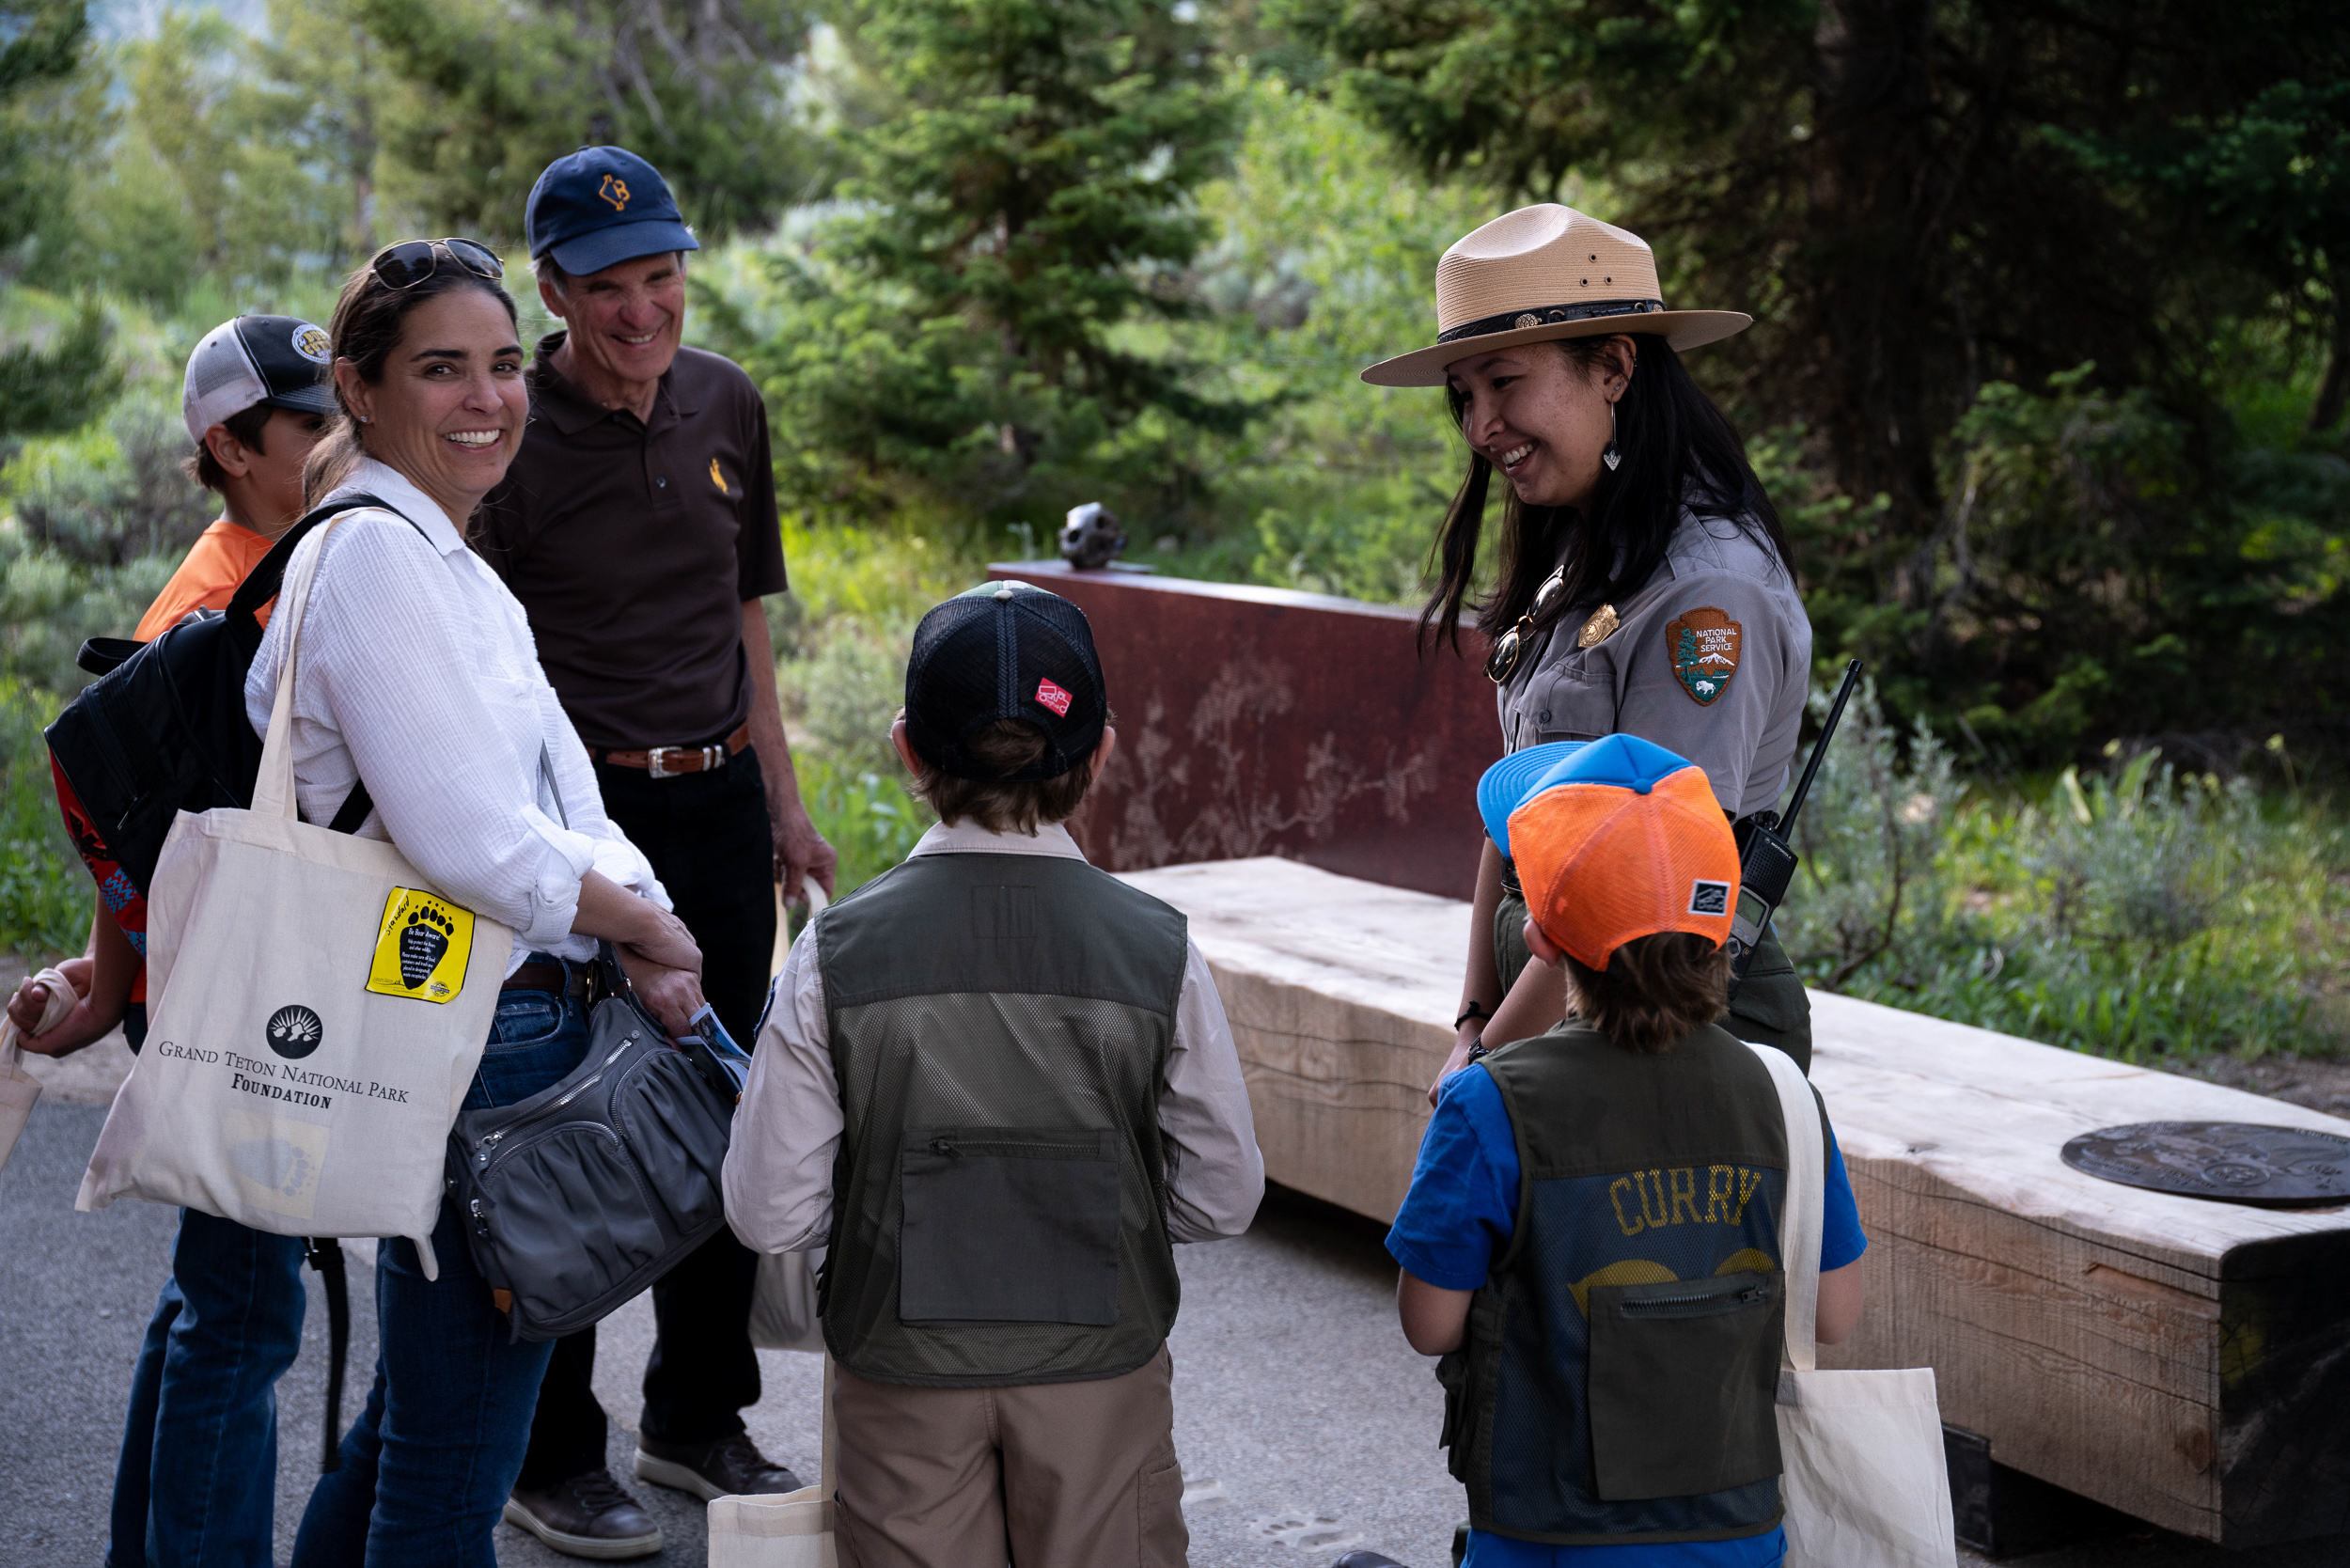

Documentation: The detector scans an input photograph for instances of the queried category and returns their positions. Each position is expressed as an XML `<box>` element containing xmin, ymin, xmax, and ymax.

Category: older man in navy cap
<box><xmin>478</xmin><ymin>145</ymin><xmax>833</xmax><ymax>1560</ymax></box>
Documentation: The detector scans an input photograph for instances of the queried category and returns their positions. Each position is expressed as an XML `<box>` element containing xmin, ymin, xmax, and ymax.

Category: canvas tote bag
<box><xmin>0</xmin><ymin>966</ymin><xmax>71</xmax><ymax>1171</ymax></box>
<box><xmin>77</xmin><ymin>513</ymin><xmax>513</xmax><ymax>1278</ymax></box>
<box><xmin>1746</xmin><ymin>1041</ymin><xmax>1955</xmax><ymax>1567</ymax></box>
<box><xmin>708</xmin><ymin>1355</ymin><xmax>838</xmax><ymax>1567</ymax></box>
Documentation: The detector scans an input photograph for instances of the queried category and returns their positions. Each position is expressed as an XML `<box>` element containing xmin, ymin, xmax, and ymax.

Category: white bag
<box><xmin>708</xmin><ymin>1355</ymin><xmax>838</xmax><ymax>1567</ymax></box>
<box><xmin>1747</xmin><ymin>1042</ymin><xmax>1956</xmax><ymax>1567</ymax></box>
<box><xmin>76</xmin><ymin>516</ymin><xmax>514</xmax><ymax>1277</ymax></box>
<box><xmin>0</xmin><ymin>965</ymin><xmax>71</xmax><ymax>1171</ymax></box>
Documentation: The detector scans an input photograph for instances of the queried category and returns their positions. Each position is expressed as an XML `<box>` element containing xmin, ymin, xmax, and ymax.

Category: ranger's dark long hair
<box><xmin>1418</xmin><ymin>336</ymin><xmax>1794</xmax><ymax>653</ymax></box>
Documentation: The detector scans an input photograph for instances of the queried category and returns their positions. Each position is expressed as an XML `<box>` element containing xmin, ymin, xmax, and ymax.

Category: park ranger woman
<box><xmin>1364</xmin><ymin>204</ymin><xmax>1815</xmax><ymax>1100</ymax></box>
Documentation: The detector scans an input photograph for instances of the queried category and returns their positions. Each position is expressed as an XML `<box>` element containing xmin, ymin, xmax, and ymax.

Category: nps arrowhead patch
<box><xmin>1667</xmin><ymin>606</ymin><xmax>1742</xmax><ymax>706</ymax></box>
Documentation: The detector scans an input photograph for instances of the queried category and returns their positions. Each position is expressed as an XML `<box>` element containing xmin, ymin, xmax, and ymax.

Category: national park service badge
<box><xmin>1667</xmin><ymin>607</ymin><xmax>1741</xmax><ymax>706</ymax></box>
<box><xmin>365</xmin><ymin>887</ymin><xmax>477</xmax><ymax>1003</ymax></box>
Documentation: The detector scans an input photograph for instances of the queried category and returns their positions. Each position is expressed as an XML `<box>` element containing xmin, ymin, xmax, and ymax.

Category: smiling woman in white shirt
<box><xmin>242</xmin><ymin>241</ymin><xmax>705</xmax><ymax>1568</ymax></box>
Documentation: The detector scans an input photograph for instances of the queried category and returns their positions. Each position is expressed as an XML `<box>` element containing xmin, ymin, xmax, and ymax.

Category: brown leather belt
<box><xmin>503</xmin><ymin>961</ymin><xmax>593</xmax><ymax>997</ymax></box>
<box><xmin>596</xmin><ymin>724</ymin><xmax>752</xmax><ymax>778</ymax></box>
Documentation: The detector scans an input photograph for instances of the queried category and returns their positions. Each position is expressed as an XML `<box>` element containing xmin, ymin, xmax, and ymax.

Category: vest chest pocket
<box><xmin>1585</xmin><ymin>1270</ymin><xmax>1783</xmax><ymax>1501</ymax></box>
<box><xmin>898</xmin><ymin>1127</ymin><xmax>1120</xmax><ymax>1326</ymax></box>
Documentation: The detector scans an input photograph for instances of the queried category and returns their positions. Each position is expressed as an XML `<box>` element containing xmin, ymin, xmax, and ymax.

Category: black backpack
<box><xmin>44</xmin><ymin>495</ymin><xmax>390</xmax><ymax>896</ymax></box>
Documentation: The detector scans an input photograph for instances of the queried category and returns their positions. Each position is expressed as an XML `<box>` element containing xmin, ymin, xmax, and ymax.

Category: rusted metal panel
<box><xmin>988</xmin><ymin>560</ymin><xmax>1499</xmax><ymax>899</ymax></box>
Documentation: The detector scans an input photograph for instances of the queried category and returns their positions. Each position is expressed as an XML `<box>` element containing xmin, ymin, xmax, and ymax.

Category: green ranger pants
<box><xmin>1492</xmin><ymin>886</ymin><xmax>1811</xmax><ymax>1074</ymax></box>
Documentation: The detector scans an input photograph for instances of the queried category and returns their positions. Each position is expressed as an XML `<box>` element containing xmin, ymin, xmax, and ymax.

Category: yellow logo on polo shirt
<box><xmin>365</xmin><ymin>887</ymin><xmax>478</xmax><ymax>1004</ymax></box>
<box><xmin>709</xmin><ymin>458</ymin><xmax>728</xmax><ymax>494</ymax></box>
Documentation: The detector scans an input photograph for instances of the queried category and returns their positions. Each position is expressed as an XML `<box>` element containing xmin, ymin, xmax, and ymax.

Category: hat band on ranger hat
<box><xmin>1360</xmin><ymin>203</ymin><xmax>1751</xmax><ymax>386</ymax></box>
<box><xmin>1437</xmin><ymin>298</ymin><xmax>1664</xmax><ymax>346</ymax></box>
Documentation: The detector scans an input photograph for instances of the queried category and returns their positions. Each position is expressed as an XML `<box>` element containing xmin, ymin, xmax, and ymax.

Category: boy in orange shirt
<box><xmin>10</xmin><ymin>314</ymin><xmax>331</xmax><ymax>1054</ymax></box>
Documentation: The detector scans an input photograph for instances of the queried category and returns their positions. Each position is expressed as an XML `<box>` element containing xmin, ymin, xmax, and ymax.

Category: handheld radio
<box><xmin>1725</xmin><ymin>659</ymin><xmax>1863</xmax><ymax>1000</ymax></box>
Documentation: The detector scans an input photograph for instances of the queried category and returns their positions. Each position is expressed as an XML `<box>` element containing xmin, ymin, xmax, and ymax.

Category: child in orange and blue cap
<box><xmin>1356</xmin><ymin>733</ymin><xmax>1867</xmax><ymax>1568</ymax></box>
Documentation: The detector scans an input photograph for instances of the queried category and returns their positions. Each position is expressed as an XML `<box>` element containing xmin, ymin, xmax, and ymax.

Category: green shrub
<box><xmin>794</xmin><ymin>749</ymin><xmax>928</xmax><ymax>900</ymax></box>
<box><xmin>0</xmin><ymin>682</ymin><xmax>91</xmax><ymax>957</ymax></box>
<box><xmin>1778</xmin><ymin>683</ymin><xmax>2348</xmax><ymax>1060</ymax></box>
<box><xmin>8</xmin><ymin>391</ymin><xmax>213</xmax><ymax>566</ymax></box>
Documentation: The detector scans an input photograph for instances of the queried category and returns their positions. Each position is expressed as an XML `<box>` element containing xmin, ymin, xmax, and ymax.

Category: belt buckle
<box><xmin>646</xmin><ymin>743</ymin><xmax>725</xmax><ymax>778</ymax></box>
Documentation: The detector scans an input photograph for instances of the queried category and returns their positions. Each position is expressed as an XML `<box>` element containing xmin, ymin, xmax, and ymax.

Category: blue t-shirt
<box><xmin>1388</xmin><ymin>1060</ymin><xmax>1867</xmax><ymax>1568</ymax></box>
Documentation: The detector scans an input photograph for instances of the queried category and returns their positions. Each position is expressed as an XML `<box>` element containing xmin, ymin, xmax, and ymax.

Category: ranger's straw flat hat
<box><xmin>1361</xmin><ymin>205</ymin><xmax>1751</xmax><ymax>387</ymax></box>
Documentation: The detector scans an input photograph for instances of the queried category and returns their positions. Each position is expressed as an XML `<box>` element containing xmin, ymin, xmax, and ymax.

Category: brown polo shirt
<box><xmin>475</xmin><ymin>333</ymin><xmax>788</xmax><ymax>751</ymax></box>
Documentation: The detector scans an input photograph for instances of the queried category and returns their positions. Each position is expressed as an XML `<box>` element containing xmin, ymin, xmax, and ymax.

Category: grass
<box><xmin>0</xmin><ymin>682</ymin><xmax>93</xmax><ymax>957</ymax></box>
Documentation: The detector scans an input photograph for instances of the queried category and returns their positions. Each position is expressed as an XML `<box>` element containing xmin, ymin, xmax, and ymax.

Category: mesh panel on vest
<box><xmin>819</xmin><ymin>854</ymin><xmax>1187</xmax><ymax>1388</ymax></box>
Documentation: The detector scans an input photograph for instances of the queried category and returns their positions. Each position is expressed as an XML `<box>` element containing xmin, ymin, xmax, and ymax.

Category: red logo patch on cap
<box><xmin>1034</xmin><ymin>677</ymin><xmax>1073</xmax><ymax>716</ymax></box>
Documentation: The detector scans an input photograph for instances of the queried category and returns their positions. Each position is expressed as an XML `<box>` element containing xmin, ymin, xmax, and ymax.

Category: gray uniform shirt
<box><xmin>1497</xmin><ymin>510</ymin><xmax>1810</xmax><ymax>819</ymax></box>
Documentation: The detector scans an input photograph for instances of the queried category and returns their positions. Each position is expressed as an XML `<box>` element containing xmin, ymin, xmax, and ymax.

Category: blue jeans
<box><xmin>290</xmin><ymin>967</ymin><xmax>593</xmax><ymax>1568</ymax></box>
<box><xmin>106</xmin><ymin>1212</ymin><xmax>308</xmax><ymax>1568</ymax></box>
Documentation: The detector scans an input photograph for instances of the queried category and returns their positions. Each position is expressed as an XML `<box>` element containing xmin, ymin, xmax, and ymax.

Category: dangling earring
<box><xmin>1602</xmin><ymin>400</ymin><xmax>1622</xmax><ymax>472</ymax></box>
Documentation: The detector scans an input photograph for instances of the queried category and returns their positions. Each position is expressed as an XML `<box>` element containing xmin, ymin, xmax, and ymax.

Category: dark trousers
<box><xmin>518</xmin><ymin>745</ymin><xmax>777</xmax><ymax>1487</ymax></box>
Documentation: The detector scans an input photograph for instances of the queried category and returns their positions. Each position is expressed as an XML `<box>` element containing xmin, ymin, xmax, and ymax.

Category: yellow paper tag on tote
<box><xmin>365</xmin><ymin>887</ymin><xmax>477</xmax><ymax>1004</ymax></box>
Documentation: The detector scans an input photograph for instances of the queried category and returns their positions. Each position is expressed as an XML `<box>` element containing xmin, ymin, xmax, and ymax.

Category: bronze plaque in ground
<box><xmin>2061</xmin><ymin>1121</ymin><xmax>2350</xmax><ymax>1205</ymax></box>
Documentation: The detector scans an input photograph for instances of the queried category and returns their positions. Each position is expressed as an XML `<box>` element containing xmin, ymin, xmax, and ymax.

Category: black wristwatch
<box><xmin>1465</xmin><ymin>1036</ymin><xmax>1492</xmax><ymax>1063</ymax></box>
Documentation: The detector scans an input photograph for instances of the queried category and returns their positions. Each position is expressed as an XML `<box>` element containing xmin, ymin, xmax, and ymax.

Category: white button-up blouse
<box><xmin>244</xmin><ymin>457</ymin><xmax>666</xmax><ymax>974</ymax></box>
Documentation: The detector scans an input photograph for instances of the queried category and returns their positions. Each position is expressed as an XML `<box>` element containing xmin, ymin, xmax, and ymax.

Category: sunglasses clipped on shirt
<box><xmin>1484</xmin><ymin>566</ymin><xmax>1568</xmax><ymax>685</ymax></box>
<box><xmin>369</xmin><ymin>237</ymin><xmax>506</xmax><ymax>290</ymax></box>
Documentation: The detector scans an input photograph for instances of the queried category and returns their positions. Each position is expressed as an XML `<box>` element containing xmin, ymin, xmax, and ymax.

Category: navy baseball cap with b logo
<box><xmin>525</xmin><ymin>146</ymin><xmax>700</xmax><ymax>277</ymax></box>
<box><xmin>905</xmin><ymin>582</ymin><xmax>1107</xmax><ymax>781</ymax></box>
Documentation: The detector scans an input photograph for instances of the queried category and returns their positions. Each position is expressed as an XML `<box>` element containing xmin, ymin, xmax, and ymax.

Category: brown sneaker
<box><xmin>502</xmin><ymin>1469</ymin><xmax>663</xmax><ymax>1560</ymax></box>
<box><xmin>635</xmin><ymin>1430</ymin><xmax>805</xmax><ymax>1500</ymax></box>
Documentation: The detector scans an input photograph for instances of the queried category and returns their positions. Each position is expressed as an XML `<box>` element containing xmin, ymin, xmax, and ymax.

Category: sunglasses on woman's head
<box><xmin>1485</xmin><ymin>566</ymin><xmax>1568</xmax><ymax>685</ymax></box>
<box><xmin>369</xmin><ymin>238</ymin><xmax>505</xmax><ymax>290</ymax></box>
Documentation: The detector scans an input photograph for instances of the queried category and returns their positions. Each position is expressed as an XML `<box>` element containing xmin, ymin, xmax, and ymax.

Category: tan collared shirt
<box><xmin>723</xmin><ymin>819</ymin><xmax>1266</xmax><ymax>1255</ymax></box>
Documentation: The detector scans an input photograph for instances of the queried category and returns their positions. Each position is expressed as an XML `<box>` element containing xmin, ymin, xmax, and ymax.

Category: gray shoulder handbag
<box><xmin>442</xmin><ymin>759</ymin><xmax>744</xmax><ymax>1341</ymax></box>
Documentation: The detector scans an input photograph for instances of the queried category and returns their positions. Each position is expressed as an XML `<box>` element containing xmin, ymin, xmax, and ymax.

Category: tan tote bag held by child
<box><xmin>1745</xmin><ymin>1041</ymin><xmax>1956</xmax><ymax>1567</ymax></box>
<box><xmin>77</xmin><ymin>511</ymin><xmax>513</xmax><ymax>1277</ymax></box>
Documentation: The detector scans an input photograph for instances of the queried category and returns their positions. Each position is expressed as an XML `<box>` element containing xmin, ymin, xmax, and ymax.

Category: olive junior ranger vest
<box><xmin>1443</xmin><ymin>1020</ymin><xmax>1813</xmax><ymax>1545</ymax></box>
<box><xmin>817</xmin><ymin>850</ymin><xmax>1189</xmax><ymax>1387</ymax></box>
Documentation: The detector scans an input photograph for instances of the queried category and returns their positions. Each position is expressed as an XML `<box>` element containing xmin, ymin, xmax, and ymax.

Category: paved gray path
<box><xmin>7</xmin><ymin>1094</ymin><xmax>2348</xmax><ymax>1567</ymax></box>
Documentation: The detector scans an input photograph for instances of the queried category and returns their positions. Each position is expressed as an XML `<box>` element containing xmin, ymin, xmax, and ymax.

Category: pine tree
<box><xmin>351</xmin><ymin>0</ymin><xmax>820</xmax><ymax>241</ymax></box>
<box><xmin>0</xmin><ymin>0</ymin><xmax>118</xmax><ymax>440</ymax></box>
<box><xmin>736</xmin><ymin>0</ymin><xmax>1246</xmax><ymax>524</ymax></box>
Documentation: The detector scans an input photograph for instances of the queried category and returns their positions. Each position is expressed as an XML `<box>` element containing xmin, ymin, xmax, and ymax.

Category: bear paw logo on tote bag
<box><xmin>367</xmin><ymin>888</ymin><xmax>476</xmax><ymax>1002</ymax></box>
<box><xmin>76</xmin><ymin>510</ymin><xmax>512</xmax><ymax>1279</ymax></box>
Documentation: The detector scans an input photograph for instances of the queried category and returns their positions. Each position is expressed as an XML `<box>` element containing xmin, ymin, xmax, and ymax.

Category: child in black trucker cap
<box><xmin>722</xmin><ymin>579</ymin><xmax>1264</xmax><ymax>1568</ymax></box>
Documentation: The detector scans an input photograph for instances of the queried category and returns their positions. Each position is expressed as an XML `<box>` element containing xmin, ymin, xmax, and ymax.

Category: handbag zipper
<box><xmin>468</xmin><ymin>1033</ymin><xmax>637</xmax><ymax>1168</ymax></box>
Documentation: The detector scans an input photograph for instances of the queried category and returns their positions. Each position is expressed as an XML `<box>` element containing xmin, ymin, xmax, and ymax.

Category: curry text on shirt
<box><xmin>1608</xmin><ymin>1165</ymin><xmax>1767</xmax><ymax>1236</ymax></box>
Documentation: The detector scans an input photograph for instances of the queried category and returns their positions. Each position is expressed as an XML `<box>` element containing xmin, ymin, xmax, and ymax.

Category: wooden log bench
<box><xmin>1119</xmin><ymin>856</ymin><xmax>2350</xmax><ymax>1549</ymax></box>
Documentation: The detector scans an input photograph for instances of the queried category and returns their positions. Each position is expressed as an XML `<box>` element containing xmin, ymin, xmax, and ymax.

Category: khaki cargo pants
<box><xmin>832</xmin><ymin>1343</ymin><xmax>1187</xmax><ymax>1568</ymax></box>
